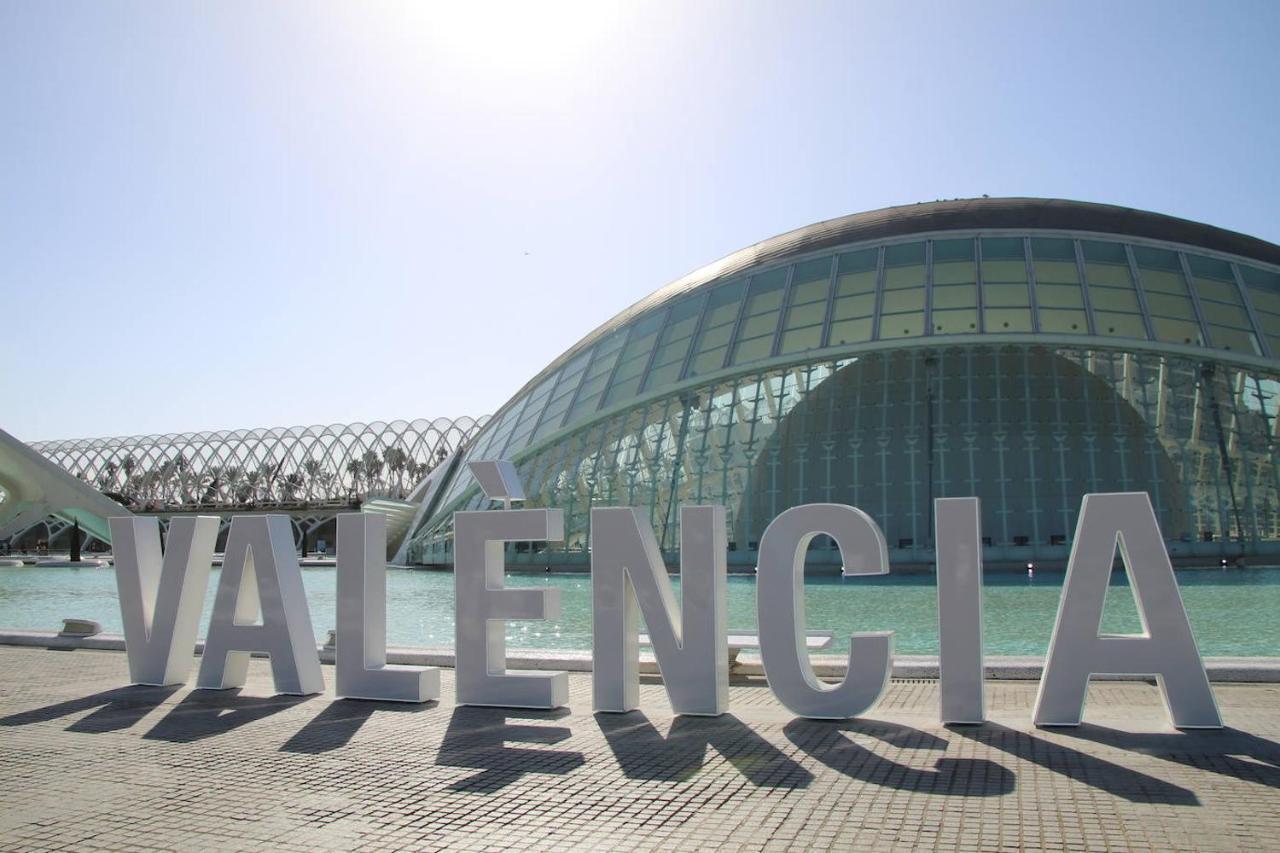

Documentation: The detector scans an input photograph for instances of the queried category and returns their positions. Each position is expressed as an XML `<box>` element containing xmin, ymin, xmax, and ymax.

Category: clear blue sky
<box><xmin>2</xmin><ymin>1</ymin><xmax>1277</xmax><ymax>441</ymax></box>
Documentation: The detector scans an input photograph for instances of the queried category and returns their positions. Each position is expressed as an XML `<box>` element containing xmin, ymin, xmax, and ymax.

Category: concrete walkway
<box><xmin>0</xmin><ymin>646</ymin><xmax>1277</xmax><ymax>851</ymax></box>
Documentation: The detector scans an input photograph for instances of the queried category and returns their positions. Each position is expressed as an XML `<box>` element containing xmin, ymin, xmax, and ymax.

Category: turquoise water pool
<box><xmin>0</xmin><ymin>565</ymin><xmax>1276</xmax><ymax>656</ymax></box>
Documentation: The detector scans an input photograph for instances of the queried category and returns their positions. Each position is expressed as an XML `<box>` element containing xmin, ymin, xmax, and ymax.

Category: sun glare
<box><xmin>415</xmin><ymin>1</ymin><xmax>629</xmax><ymax>76</ymax></box>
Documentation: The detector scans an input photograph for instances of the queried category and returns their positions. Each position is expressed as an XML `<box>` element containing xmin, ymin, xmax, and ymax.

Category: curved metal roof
<box><xmin>517</xmin><ymin>197</ymin><xmax>1280</xmax><ymax>407</ymax></box>
<box><xmin>414</xmin><ymin>198</ymin><xmax>1280</xmax><ymax>535</ymax></box>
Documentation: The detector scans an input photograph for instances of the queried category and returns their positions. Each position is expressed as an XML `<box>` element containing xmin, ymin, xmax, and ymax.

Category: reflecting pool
<box><xmin>0</xmin><ymin>565</ymin><xmax>1276</xmax><ymax>657</ymax></box>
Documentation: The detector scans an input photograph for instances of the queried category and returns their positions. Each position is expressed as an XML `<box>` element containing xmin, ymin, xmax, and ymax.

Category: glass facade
<box><xmin>408</xmin><ymin>222</ymin><xmax>1280</xmax><ymax>568</ymax></box>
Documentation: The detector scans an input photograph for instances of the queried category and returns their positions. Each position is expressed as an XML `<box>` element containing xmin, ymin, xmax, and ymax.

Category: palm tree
<box><xmin>383</xmin><ymin>447</ymin><xmax>408</xmax><ymax>498</ymax></box>
<box><xmin>280</xmin><ymin>471</ymin><xmax>305</xmax><ymax>502</ymax></box>
<box><xmin>302</xmin><ymin>459</ymin><xmax>324</xmax><ymax>501</ymax></box>
<box><xmin>118</xmin><ymin>455</ymin><xmax>138</xmax><ymax>502</ymax></box>
<box><xmin>201</xmin><ymin>465</ymin><xmax>223</xmax><ymax>505</ymax></box>
<box><xmin>223</xmin><ymin>466</ymin><xmax>243</xmax><ymax>505</ymax></box>
<box><xmin>345</xmin><ymin>458</ymin><xmax>365</xmax><ymax>498</ymax></box>
<box><xmin>361</xmin><ymin>449</ymin><xmax>384</xmax><ymax>493</ymax></box>
<box><xmin>244</xmin><ymin>469</ymin><xmax>263</xmax><ymax>506</ymax></box>
<box><xmin>257</xmin><ymin>462</ymin><xmax>277</xmax><ymax>502</ymax></box>
<box><xmin>97</xmin><ymin>461</ymin><xmax>120</xmax><ymax>493</ymax></box>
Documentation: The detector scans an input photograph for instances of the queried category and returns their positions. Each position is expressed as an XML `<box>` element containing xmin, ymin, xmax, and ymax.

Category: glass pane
<box><xmin>931</xmin><ymin>283</ymin><xmax>977</xmax><ymax>309</ymax></box>
<box><xmin>983</xmin><ymin>307</ymin><xmax>1033</xmax><ymax>332</ymax></box>
<box><xmin>1199</xmin><ymin>301</ymin><xmax>1250</xmax><ymax>328</ymax></box>
<box><xmin>1036</xmin><ymin>283</ymin><xmax>1084</xmax><ymax>309</ymax></box>
<box><xmin>1187</xmin><ymin>254</ymin><xmax>1233</xmax><ymax>281</ymax></box>
<box><xmin>1144</xmin><ymin>292</ymin><xmax>1195</xmax><ymax>319</ymax></box>
<box><xmin>933</xmin><ymin>259</ymin><xmax>975</xmax><ymax>285</ymax></box>
<box><xmin>791</xmin><ymin>256</ymin><xmax>831</xmax><ymax>288</ymax></box>
<box><xmin>603</xmin><ymin>315</ymin><xmax>664</xmax><ymax>406</ymax></box>
<box><xmin>932</xmin><ymin>308</ymin><xmax>978</xmax><ymax>334</ymax></box>
<box><xmin>695</xmin><ymin>323</ymin><xmax>733</xmax><ymax>351</ymax></box>
<box><xmin>1131</xmin><ymin>245</ymin><xmax>1182</xmax><ymax>271</ymax></box>
<box><xmin>743</xmin><ymin>269</ymin><xmax>787</xmax><ymax>313</ymax></box>
<box><xmin>1194</xmin><ymin>278</ymin><xmax>1241</xmax><ymax>304</ymax></box>
<box><xmin>779</xmin><ymin>326</ymin><xmax>823</xmax><ymax>354</ymax></box>
<box><xmin>828</xmin><ymin>317</ymin><xmax>872</xmax><ymax>345</ymax></box>
<box><xmin>1209</xmin><ymin>326</ymin><xmax>1260</xmax><ymax>355</ymax></box>
<box><xmin>1093</xmin><ymin>311</ymin><xmax>1148</xmax><ymax>339</ymax></box>
<box><xmin>790</xmin><ymin>277</ymin><xmax>829</xmax><ymax>306</ymax></box>
<box><xmin>1138</xmin><ymin>268</ymin><xmax>1188</xmax><ymax>295</ymax></box>
<box><xmin>1085</xmin><ymin>262</ymin><xmax>1133</xmax><ymax>287</ymax></box>
<box><xmin>932</xmin><ymin>238</ymin><xmax>975</xmax><ymax>285</ymax></box>
<box><xmin>1033</xmin><ymin>260</ymin><xmax>1080</xmax><ymax>284</ymax></box>
<box><xmin>731</xmin><ymin>335</ymin><xmax>773</xmax><ymax>363</ymax></box>
<box><xmin>838</xmin><ymin>248</ymin><xmax>878</xmax><ymax>273</ymax></box>
<box><xmin>644</xmin><ymin>361</ymin><xmax>683</xmax><ymax>389</ymax></box>
<box><xmin>1151</xmin><ymin>316</ymin><xmax>1203</xmax><ymax>345</ymax></box>
<box><xmin>835</xmin><ymin>249</ymin><xmax>878</xmax><ymax>296</ymax></box>
<box><xmin>836</xmin><ymin>269</ymin><xmax>877</xmax><ymax>297</ymax></box>
<box><xmin>784</xmin><ymin>301</ymin><xmax>826</xmax><ymax>329</ymax></box>
<box><xmin>981</xmin><ymin>237</ymin><xmax>1024</xmax><ymax>260</ymax></box>
<box><xmin>884</xmin><ymin>265</ymin><xmax>925</xmax><ymax>289</ymax></box>
<box><xmin>1082</xmin><ymin>240</ymin><xmax>1127</xmax><ymax>263</ymax></box>
<box><xmin>1038</xmin><ymin>309</ymin><xmax>1088</xmax><ymax>334</ymax></box>
<box><xmin>983</xmin><ymin>282</ymin><xmax>1031</xmax><ymax>307</ymax></box>
<box><xmin>1247</xmin><ymin>285</ymin><xmax>1280</xmax><ymax>315</ymax></box>
<box><xmin>884</xmin><ymin>242</ymin><xmax>925</xmax><ymax>266</ymax></box>
<box><xmin>686</xmin><ymin>280</ymin><xmax>747</xmax><ymax>378</ymax></box>
<box><xmin>933</xmin><ymin>238</ymin><xmax>974</xmax><ymax>262</ymax></box>
<box><xmin>878</xmin><ymin>313</ymin><xmax>925</xmax><ymax>338</ymax></box>
<box><xmin>739</xmin><ymin>313</ymin><xmax>778</xmax><ymax>338</ymax></box>
<box><xmin>831</xmin><ymin>294</ymin><xmax>876</xmax><ymax>320</ymax></box>
<box><xmin>688</xmin><ymin>347</ymin><xmax>728</xmax><ymax>376</ymax></box>
<box><xmin>727</xmin><ymin>270</ymin><xmax>787</xmax><ymax>366</ymax></box>
<box><xmin>883</xmin><ymin>242</ymin><xmax>925</xmax><ymax>289</ymax></box>
<box><xmin>1241</xmin><ymin>264</ymin><xmax>1280</xmax><ymax>294</ymax></box>
<box><xmin>1089</xmin><ymin>287</ymin><xmax>1140</xmax><ymax>312</ymax></box>
<box><xmin>881</xmin><ymin>289</ymin><xmax>924</xmax><ymax>313</ymax></box>
<box><xmin>1030</xmin><ymin>237</ymin><xmax>1075</xmax><ymax>261</ymax></box>
<box><xmin>983</xmin><ymin>260</ymin><xmax>1028</xmax><ymax>283</ymax></box>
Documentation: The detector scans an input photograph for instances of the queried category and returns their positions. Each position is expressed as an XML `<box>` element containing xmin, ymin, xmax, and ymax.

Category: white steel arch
<box><xmin>29</xmin><ymin>417</ymin><xmax>488</xmax><ymax>513</ymax></box>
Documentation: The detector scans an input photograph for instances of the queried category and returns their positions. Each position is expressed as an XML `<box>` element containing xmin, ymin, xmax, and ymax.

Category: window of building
<box><xmin>1240</xmin><ymin>264</ymin><xmax>1280</xmax><ymax>356</ymax></box>
<box><xmin>1031</xmin><ymin>237</ymin><xmax>1088</xmax><ymax>334</ymax></box>
<box><xmin>642</xmin><ymin>295</ymin><xmax>704</xmax><ymax>391</ymax></box>
<box><xmin>829</xmin><ymin>248</ymin><xmax>878</xmax><ymax>346</ymax></box>
<box><xmin>1082</xmin><ymin>240</ymin><xmax>1149</xmax><ymax>341</ymax></box>
<box><xmin>1186</xmin><ymin>253</ymin><xmax>1261</xmax><ymax>355</ymax></box>
<box><xmin>980</xmin><ymin>237</ymin><xmax>1032</xmax><ymax>332</ymax></box>
<box><xmin>1132</xmin><ymin>245</ymin><xmax>1201</xmax><ymax>346</ymax></box>
<box><xmin>778</xmin><ymin>257</ymin><xmax>833</xmax><ymax>355</ymax></box>
<box><xmin>729</xmin><ymin>268</ymin><xmax>789</xmax><ymax>365</ymax></box>
<box><xmin>564</xmin><ymin>330</ymin><xmax>627</xmax><ymax>424</ymax></box>
<box><xmin>685</xmin><ymin>279</ymin><xmax>747</xmax><ymax>377</ymax></box>
<box><xmin>603</xmin><ymin>311</ymin><xmax>666</xmax><ymax>406</ymax></box>
<box><xmin>931</xmin><ymin>238</ymin><xmax>978</xmax><ymax>334</ymax></box>
<box><xmin>879</xmin><ymin>242</ymin><xmax>925</xmax><ymax>339</ymax></box>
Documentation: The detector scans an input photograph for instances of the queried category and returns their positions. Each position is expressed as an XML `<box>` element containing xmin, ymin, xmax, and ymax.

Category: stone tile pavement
<box><xmin>0</xmin><ymin>646</ymin><xmax>1277</xmax><ymax>851</ymax></box>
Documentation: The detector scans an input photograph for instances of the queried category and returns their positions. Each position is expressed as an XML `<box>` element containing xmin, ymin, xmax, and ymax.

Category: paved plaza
<box><xmin>0</xmin><ymin>646</ymin><xmax>1278</xmax><ymax>851</ymax></box>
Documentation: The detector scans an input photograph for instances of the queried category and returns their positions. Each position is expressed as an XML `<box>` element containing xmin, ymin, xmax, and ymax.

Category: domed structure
<box><xmin>405</xmin><ymin>198</ymin><xmax>1280</xmax><ymax>569</ymax></box>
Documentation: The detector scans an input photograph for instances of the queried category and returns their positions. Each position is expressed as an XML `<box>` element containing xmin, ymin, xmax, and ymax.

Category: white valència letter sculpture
<box><xmin>757</xmin><ymin>504</ymin><xmax>893</xmax><ymax>719</ymax></box>
<box><xmin>110</xmin><ymin>515</ymin><xmax>220</xmax><ymax>686</ymax></box>
<box><xmin>591</xmin><ymin>505</ymin><xmax>728</xmax><ymax>716</ymax></box>
<box><xmin>453</xmin><ymin>461</ymin><xmax>568</xmax><ymax>709</ymax></box>
<box><xmin>1033</xmin><ymin>492</ymin><xmax>1221</xmax><ymax>728</ymax></box>
<box><xmin>935</xmin><ymin>497</ymin><xmax>986</xmax><ymax>724</ymax></box>
<box><xmin>335</xmin><ymin>513</ymin><xmax>440</xmax><ymax>702</ymax></box>
<box><xmin>196</xmin><ymin>515</ymin><xmax>324</xmax><ymax>695</ymax></box>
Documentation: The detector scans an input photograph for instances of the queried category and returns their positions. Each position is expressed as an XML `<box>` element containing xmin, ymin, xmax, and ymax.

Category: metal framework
<box><xmin>30</xmin><ymin>417</ymin><xmax>487</xmax><ymax>514</ymax></box>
